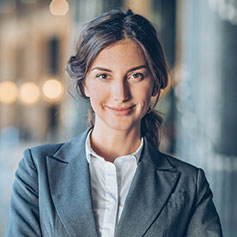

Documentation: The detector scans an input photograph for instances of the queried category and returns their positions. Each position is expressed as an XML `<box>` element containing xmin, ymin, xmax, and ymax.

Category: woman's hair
<box><xmin>66</xmin><ymin>8</ymin><xmax>169</xmax><ymax>148</ymax></box>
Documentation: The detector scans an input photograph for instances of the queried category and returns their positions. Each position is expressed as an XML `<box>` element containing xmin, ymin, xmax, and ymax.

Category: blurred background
<box><xmin>0</xmin><ymin>0</ymin><xmax>237</xmax><ymax>236</ymax></box>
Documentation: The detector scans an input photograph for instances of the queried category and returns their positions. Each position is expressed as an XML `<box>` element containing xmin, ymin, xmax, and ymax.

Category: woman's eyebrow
<box><xmin>91</xmin><ymin>67</ymin><xmax>112</xmax><ymax>72</ymax></box>
<box><xmin>91</xmin><ymin>65</ymin><xmax>147</xmax><ymax>72</ymax></box>
<box><xmin>127</xmin><ymin>65</ymin><xmax>147</xmax><ymax>73</ymax></box>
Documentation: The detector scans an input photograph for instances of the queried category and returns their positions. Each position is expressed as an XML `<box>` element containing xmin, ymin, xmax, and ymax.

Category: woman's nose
<box><xmin>112</xmin><ymin>80</ymin><xmax>130</xmax><ymax>102</ymax></box>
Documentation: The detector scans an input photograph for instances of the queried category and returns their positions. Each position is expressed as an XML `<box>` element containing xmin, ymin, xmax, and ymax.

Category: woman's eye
<box><xmin>96</xmin><ymin>74</ymin><xmax>109</xmax><ymax>80</ymax></box>
<box><xmin>129</xmin><ymin>73</ymin><xmax>144</xmax><ymax>80</ymax></box>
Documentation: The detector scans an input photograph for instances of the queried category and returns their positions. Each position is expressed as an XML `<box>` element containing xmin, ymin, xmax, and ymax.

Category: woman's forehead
<box><xmin>90</xmin><ymin>39</ymin><xmax>146</xmax><ymax>70</ymax></box>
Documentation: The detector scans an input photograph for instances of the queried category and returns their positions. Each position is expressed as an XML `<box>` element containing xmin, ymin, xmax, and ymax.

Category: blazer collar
<box><xmin>47</xmin><ymin>128</ymin><xmax>180</xmax><ymax>237</ymax></box>
<box><xmin>53</xmin><ymin>127</ymin><xmax>91</xmax><ymax>163</ymax></box>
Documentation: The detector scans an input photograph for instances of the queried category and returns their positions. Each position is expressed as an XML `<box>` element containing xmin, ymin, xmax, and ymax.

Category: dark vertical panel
<box><xmin>48</xmin><ymin>37</ymin><xmax>60</xmax><ymax>75</ymax></box>
<box><xmin>48</xmin><ymin>104</ymin><xmax>59</xmax><ymax>140</ymax></box>
<box><xmin>152</xmin><ymin>0</ymin><xmax>177</xmax><ymax>153</ymax></box>
<box><xmin>218</xmin><ymin>22</ymin><xmax>237</xmax><ymax>156</ymax></box>
<box><xmin>15</xmin><ymin>48</ymin><xmax>24</xmax><ymax>80</ymax></box>
<box><xmin>153</xmin><ymin>0</ymin><xmax>176</xmax><ymax>67</ymax></box>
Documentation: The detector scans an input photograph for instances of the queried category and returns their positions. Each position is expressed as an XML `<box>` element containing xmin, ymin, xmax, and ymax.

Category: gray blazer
<box><xmin>6</xmin><ymin>128</ymin><xmax>223</xmax><ymax>237</ymax></box>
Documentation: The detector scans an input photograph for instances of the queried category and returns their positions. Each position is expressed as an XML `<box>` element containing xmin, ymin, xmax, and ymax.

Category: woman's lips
<box><xmin>106</xmin><ymin>105</ymin><xmax>135</xmax><ymax>115</ymax></box>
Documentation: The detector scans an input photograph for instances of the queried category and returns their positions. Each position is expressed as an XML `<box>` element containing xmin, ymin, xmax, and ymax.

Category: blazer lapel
<box><xmin>46</xmin><ymin>129</ymin><xmax>98</xmax><ymax>237</ymax></box>
<box><xmin>115</xmin><ymin>140</ymin><xmax>181</xmax><ymax>237</ymax></box>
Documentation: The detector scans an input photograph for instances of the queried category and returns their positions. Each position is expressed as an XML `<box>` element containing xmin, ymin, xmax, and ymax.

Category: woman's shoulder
<box><xmin>145</xmin><ymin>143</ymin><xmax>203</xmax><ymax>181</ymax></box>
<box><xmin>163</xmin><ymin>153</ymin><xmax>207</xmax><ymax>182</ymax></box>
<box><xmin>162</xmin><ymin>152</ymin><xmax>199</xmax><ymax>172</ymax></box>
<box><xmin>146</xmin><ymin>140</ymin><xmax>200</xmax><ymax>173</ymax></box>
<box><xmin>27</xmin><ymin>142</ymin><xmax>65</xmax><ymax>157</ymax></box>
<box><xmin>151</xmin><ymin>150</ymin><xmax>209</xmax><ymax>188</ymax></box>
<box><xmin>23</xmin><ymin>128</ymin><xmax>90</xmax><ymax>164</ymax></box>
<box><xmin>21</xmin><ymin>143</ymin><xmax>66</xmax><ymax>169</ymax></box>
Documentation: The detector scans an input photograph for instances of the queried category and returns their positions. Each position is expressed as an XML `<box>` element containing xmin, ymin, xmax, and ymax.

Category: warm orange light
<box><xmin>19</xmin><ymin>82</ymin><xmax>40</xmax><ymax>105</ymax></box>
<box><xmin>49</xmin><ymin>0</ymin><xmax>69</xmax><ymax>16</ymax></box>
<box><xmin>0</xmin><ymin>81</ymin><xmax>18</xmax><ymax>104</ymax></box>
<box><xmin>42</xmin><ymin>79</ymin><xmax>64</xmax><ymax>102</ymax></box>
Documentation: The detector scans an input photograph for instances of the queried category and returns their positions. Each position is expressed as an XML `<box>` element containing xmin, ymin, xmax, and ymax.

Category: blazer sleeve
<box><xmin>185</xmin><ymin>168</ymin><xmax>223</xmax><ymax>237</ymax></box>
<box><xmin>5</xmin><ymin>149</ymin><xmax>42</xmax><ymax>237</ymax></box>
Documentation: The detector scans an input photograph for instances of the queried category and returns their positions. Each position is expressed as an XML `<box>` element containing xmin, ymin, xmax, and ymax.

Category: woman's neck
<box><xmin>90</xmin><ymin>124</ymin><xmax>141</xmax><ymax>163</ymax></box>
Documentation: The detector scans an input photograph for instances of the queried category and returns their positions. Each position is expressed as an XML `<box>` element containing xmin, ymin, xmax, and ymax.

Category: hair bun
<box><xmin>126</xmin><ymin>9</ymin><xmax>134</xmax><ymax>16</ymax></box>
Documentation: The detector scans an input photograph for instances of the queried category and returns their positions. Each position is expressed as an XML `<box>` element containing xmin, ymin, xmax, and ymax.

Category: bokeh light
<box><xmin>0</xmin><ymin>81</ymin><xmax>18</xmax><ymax>104</ymax></box>
<box><xmin>42</xmin><ymin>79</ymin><xmax>64</xmax><ymax>102</ymax></box>
<box><xmin>19</xmin><ymin>82</ymin><xmax>40</xmax><ymax>105</ymax></box>
<box><xmin>49</xmin><ymin>0</ymin><xmax>69</xmax><ymax>16</ymax></box>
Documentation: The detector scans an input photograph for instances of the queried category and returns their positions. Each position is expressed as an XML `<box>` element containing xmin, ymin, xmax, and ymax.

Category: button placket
<box><xmin>103</xmin><ymin>161</ymin><xmax>119</xmax><ymax>236</ymax></box>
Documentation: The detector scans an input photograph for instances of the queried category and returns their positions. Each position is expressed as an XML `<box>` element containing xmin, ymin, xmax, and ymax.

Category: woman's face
<box><xmin>84</xmin><ymin>39</ymin><xmax>155</xmax><ymax>133</ymax></box>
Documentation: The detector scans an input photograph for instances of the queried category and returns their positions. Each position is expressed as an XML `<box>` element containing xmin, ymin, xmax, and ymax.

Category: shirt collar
<box><xmin>85</xmin><ymin>129</ymin><xmax>144</xmax><ymax>164</ymax></box>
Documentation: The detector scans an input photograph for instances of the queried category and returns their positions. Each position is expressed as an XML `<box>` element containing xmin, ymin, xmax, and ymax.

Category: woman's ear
<box><xmin>84</xmin><ymin>86</ymin><xmax>90</xmax><ymax>97</ymax></box>
<box><xmin>83</xmin><ymin>80</ymin><xmax>90</xmax><ymax>97</ymax></box>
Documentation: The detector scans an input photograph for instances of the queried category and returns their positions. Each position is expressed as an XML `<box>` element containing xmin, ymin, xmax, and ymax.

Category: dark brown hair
<box><xmin>66</xmin><ymin>9</ymin><xmax>169</xmax><ymax>148</ymax></box>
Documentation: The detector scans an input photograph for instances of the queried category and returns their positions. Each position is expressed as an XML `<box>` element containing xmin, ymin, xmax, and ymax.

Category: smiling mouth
<box><xmin>107</xmin><ymin>105</ymin><xmax>135</xmax><ymax>115</ymax></box>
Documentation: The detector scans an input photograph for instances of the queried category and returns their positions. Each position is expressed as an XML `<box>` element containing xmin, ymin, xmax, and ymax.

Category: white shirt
<box><xmin>85</xmin><ymin>131</ymin><xmax>144</xmax><ymax>237</ymax></box>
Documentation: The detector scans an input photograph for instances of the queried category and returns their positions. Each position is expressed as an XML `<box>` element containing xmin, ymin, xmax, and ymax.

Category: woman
<box><xmin>6</xmin><ymin>9</ymin><xmax>222</xmax><ymax>237</ymax></box>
